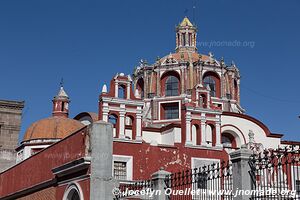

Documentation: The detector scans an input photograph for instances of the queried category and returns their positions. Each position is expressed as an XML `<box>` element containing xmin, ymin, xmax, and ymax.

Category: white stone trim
<box><xmin>63</xmin><ymin>182</ymin><xmax>84</xmax><ymax>200</ymax></box>
<box><xmin>158</xmin><ymin>100</ymin><xmax>181</xmax><ymax>121</ymax></box>
<box><xmin>113</xmin><ymin>155</ymin><xmax>133</xmax><ymax>181</ymax></box>
<box><xmin>101</xmin><ymin>96</ymin><xmax>144</xmax><ymax>106</ymax></box>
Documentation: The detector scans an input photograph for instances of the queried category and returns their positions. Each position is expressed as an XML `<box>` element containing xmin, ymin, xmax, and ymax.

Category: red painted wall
<box><xmin>113</xmin><ymin>141</ymin><xmax>229</xmax><ymax>180</ymax></box>
<box><xmin>0</xmin><ymin>127</ymin><xmax>88</xmax><ymax>198</ymax></box>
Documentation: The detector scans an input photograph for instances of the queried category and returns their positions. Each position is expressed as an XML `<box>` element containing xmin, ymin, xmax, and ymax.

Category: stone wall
<box><xmin>0</xmin><ymin>100</ymin><xmax>24</xmax><ymax>172</ymax></box>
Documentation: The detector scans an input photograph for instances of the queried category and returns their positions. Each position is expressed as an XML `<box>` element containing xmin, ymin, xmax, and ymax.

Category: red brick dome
<box><xmin>23</xmin><ymin>116</ymin><xmax>84</xmax><ymax>141</ymax></box>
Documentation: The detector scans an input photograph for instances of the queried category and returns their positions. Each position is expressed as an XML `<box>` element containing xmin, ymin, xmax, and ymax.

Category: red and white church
<box><xmin>0</xmin><ymin>17</ymin><xmax>297</xmax><ymax>200</ymax></box>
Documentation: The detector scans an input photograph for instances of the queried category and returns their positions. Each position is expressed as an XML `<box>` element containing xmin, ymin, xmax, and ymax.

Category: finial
<box><xmin>102</xmin><ymin>84</ymin><xmax>107</xmax><ymax>93</ymax></box>
<box><xmin>208</xmin><ymin>52</ymin><xmax>214</xmax><ymax>58</ymax></box>
<box><xmin>184</xmin><ymin>9</ymin><xmax>188</xmax><ymax>16</ymax></box>
<box><xmin>60</xmin><ymin>78</ymin><xmax>64</xmax><ymax>88</ymax></box>
<box><xmin>231</xmin><ymin>60</ymin><xmax>236</xmax><ymax>67</ymax></box>
<box><xmin>249</xmin><ymin>130</ymin><xmax>255</xmax><ymax>144</ymax></box>
<box><xmin>140</xmin><ymin>59</ymin><xmax>148</xmax><ymax>66</ymax></box>
<box><xmin>220</xmin><ymin>57</ymin><xmax>225</xmax><ymax>65</ymax></box>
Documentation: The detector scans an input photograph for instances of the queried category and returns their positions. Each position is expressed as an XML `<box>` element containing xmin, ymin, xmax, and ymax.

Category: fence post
<box><xmin>151</xmin><ymin>168</ymin><xmax>171</xmax><ymax>200</ymax></box>
<box><xmin>229</xmin><ymin>145</ymin><xmax>253</xmax><ymax>200</ymax></box>
<box><xmin>89</xmin><ymin>121</ymin><xmax>115</xmax><ymax>200</ymax></box>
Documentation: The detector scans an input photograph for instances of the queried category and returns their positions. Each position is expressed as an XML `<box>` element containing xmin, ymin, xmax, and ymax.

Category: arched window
<box><xmin>165</xmin><ymin>76</ymin><xmax>179</xmax><ymax>96</ymax></box>
<box><xmin>183</xmin><ymin>33</ymin><xmax>186</xmax><ymax>46</ymax></box>
<box><xmin>203</xmin><ymin>76</ymin><xmax>216</xmax><ymax>97</ymax></box>
<box><xmin>63</xmin><ymin>184</ymin><xmax>81</xmax><ymax>200</ymax></box>
<box><xmin>66</xmin><ymin>190</ymin><xmax>80</xmax><ymax>200</ymax></box>
<box><xmin>125</xmin><ymin>116</ymin><xmax>133</xmax><ymax>126</ymax></box>
<box><xmin>118</xmin><ymin>85</ymin><xmax>125</xmax><ymax>99</ymax></box>
<box><xmin>109</xmin><ymin>114</ymin><xmax>118</xmax><ymax>125</ymax></box>
<box><xmin>137</xmin><ymin>78</ymin><xmax>144</xmax><ymax>98</ymax></box>
<box><xmin>192</xmin><ymin>124</ymin><xmax>201</xmax><ymax>145</ymax></box>
<box><xmin>200</xmin><ymin>94</ymin><xmax>207</xmax><ymax>108</ymax></box>
<box><xmin>192</xmin><ymin>125</ymin><xmax>197</xmax><ymax>145</ymax></box>
<box><xmin>234</xmin><ymin>80</ymin><xmax>238</xmax><ymax>101</ymax></box>
<box><xmin>222</xmin><ymin>135</ymin><xmax>232</xmax><ymax>148</ymax></box>
<box><xmin>221</xmin><ymin>132</ymin><xmax>236</xmax><ymax>148</ymax></box>
<box><xmin>206</xmin><ymin>125</ymin><xmax>213</xmax><ymax>145</ymax></box>
<box><xmin>61</xmin><ymin>102</ymin><xmax>65</xmax><ymax>111</ymax></box>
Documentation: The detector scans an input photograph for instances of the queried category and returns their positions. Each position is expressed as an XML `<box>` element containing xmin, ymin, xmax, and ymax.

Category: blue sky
<box><xmin>0</xmin><ymin>0</ymin><xmax>299</xmax><ymax>142</ymax></box>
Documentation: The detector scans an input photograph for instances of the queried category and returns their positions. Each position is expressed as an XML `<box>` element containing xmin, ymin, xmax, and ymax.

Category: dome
<box><xmin>23</xmin><ymin>116</ymin><xmax>85</xmax><ymax>142</ymax></box>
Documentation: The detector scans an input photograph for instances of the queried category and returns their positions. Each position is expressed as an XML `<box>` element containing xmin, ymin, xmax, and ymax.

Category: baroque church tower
<box><xmin>99</xmin><ymin>17</ymin><xmax>244</xmax><ymax>149</ymax></box>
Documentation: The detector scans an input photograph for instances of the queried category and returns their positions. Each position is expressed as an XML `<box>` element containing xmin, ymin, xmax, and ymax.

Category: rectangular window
<box><xmin>196</xmin><ymin>172</ymin><xmax>208</xmax><ymax>189</ymax></box>
<box><xmin>114</xmin><ymin>161</ymin><xmax>127</xmax><ymax>180</ymax></box>
<box><xmin>162</xmin><ymin>103</ymin><xmax>179</xmax><ymax>119</ymax></box>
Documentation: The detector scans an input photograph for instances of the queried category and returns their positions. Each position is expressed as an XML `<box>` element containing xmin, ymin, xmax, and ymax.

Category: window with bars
<box><xmin>296</xmin><ymin>180</ymin><xmax>300</xmax><ymax>195</ymax></box>
<box><xmin>203</xmin><ymin>76</ymin><xmax>216</xmax><ymax>97</ymax></box>
<box><xmin>118</xmin><ymin>86</ymin><xmax>126</xmax><ymax>99</ymax></box>
<box><xmin>196</xmin><ymin>172</ymin><xmax>208</xmax><ymax>189</ymax></box>
<box><xmin>114</xmin><ymin>161</ymin><xmax>127</xmax><ymax>180</ymax></box>
<box><xmin>162</xmin><ymin>103</ymin><xmax>179</xmax><ymax>119</ymax></box>
<box><xmin>165</xmin><ymin>76</ymin><xmax>179</xmax><ymax>96</ymax></box>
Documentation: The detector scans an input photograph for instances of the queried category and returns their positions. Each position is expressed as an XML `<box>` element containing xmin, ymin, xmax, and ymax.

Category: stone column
<box><xmin>119</xmin><ymin>104</ymin><xmax>126</xmax><ymax>139</ymax></box>
<box><xmin>156</xmin><ymin>70</ymin><xmax>161</xmax><ymax>96</ymax></box>
<box><xmin>151</xmin><ymin>169</ymin><xmax>171</xmax><ymax>200</ymax></box>
<box><xmin>199</xmin><ymin>65</ymin><xmax>203</xmax><ymax>87</ymax></box>
<box><xmin>126</xmin><ymin>82</ymin><xmax>131</xmax><ymax>99</ymax></box>
<box><xmin>180</xmin><ymin>66</ymin><xmax>185</xmax><ymax>94</ymax></box>
<box><xmin>200</xmin><ymin>113</ymin><xmax>206</xmax><ymax>146</ymax></box>
<box><xmin>136</xmin><ymin>106</ymin><xmax>142</xmax><ymax>141</ymax></box>
<box><xmin>230</xmin><ymin>146</ymin><xmax>253</xmax><ymax>200</ymax></box>
<box><xmin>102</xmin><ymin>102</ymin><xmax>109</xmax><ymax>122</ymax></box>
<box><xmin>185</xmin><ymin>111</ymin><xmax>192</xmax><ymax>145</ymax></box>
<box><xmin>115</xmin><ymin>81</ymin><xmax>118</xmax><ymax>98</ymax></box>
<box><xmin>89</xmin><ymin>121</ymin><xmax>115</xmax><ymax>200</ymax></box>
<box><xmin>215</xmin><ymin>116</ymin><xmax>222</xmax><ymax>148</ymax></box>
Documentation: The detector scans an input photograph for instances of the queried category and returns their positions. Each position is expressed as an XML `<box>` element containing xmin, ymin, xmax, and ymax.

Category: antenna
<box><xmin>192</xmin><ymin>0</ymin><xmax>196</xmax><ymax>24</ymax></box>
<box><xmin>184</xmin><ymin>8</ymin><xmax>188</xmax><ymax>17</ymax></box>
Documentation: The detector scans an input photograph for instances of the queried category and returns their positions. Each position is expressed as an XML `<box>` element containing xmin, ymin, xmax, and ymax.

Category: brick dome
<box><xmin>23</xmin><ymin>116</ymin><xmax>84</xmax><ymax>142</ymax></box>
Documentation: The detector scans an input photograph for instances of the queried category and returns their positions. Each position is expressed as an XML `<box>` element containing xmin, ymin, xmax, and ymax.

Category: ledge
<box><xmin>52</xmin><ymin>157</ymin><xmax>91</xmax><ymax>178</ymax></box>
<box><xmin>113</xmin><ymin>138</ymin><xmax>143</xmax><ymax>144</ymax></box>
<box><xmin>185</xmin><ymin>144</ymin><xmax>223</xmax><ymax>151</ymax></box>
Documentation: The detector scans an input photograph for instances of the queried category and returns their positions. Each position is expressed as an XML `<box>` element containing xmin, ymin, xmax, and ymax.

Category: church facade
<box><xmin>0</xmin><ymin>17</ymin><xmax>298</xmax><ymax>199</ymax></box>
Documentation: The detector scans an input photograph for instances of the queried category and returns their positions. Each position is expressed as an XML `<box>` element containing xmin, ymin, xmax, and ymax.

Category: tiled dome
<box><xmin>23</xmin><ymin>116</ymin><xmax>84</xmax><ymax>141</ymax></box>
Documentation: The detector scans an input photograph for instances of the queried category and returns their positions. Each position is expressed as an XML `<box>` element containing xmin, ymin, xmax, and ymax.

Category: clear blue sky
<box><xmin>0</xmin><ymin>0</ymin><xmax>299</xmax><ymax>142</ymax></box>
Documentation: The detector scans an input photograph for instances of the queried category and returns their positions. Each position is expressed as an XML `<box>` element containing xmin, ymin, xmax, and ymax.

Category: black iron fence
<box><xmin>114</xmin><ymin>179</ymin><xmax>153</xmax><ymax>200</ymax></box>
<box><xmin>113</xmin><ymin>146</ymin><xmax>300</xmax><ymax>200</ymax></box>
<box><xmin>164</xmin><ymin>161</ymin><xmax>233</xmax><ymax>200</ymax></box>
<box><xmin>250</xmin><ymin>145</ymin><xmax>300</xmax><ymax>199</ymax></box>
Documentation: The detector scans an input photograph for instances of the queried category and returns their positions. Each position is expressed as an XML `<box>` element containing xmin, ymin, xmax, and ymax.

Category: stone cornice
<box><xmin>0</xmin><ymin>100</ymin><xmax>25</xmax><ymax>110</ymax></box>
